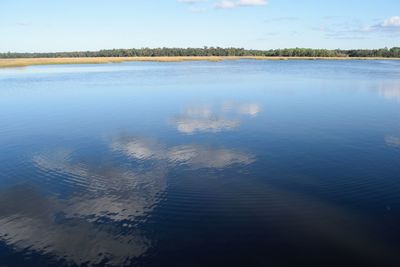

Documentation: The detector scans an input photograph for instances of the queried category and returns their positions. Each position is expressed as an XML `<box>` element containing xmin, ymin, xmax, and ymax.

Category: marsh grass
<box><xmin>1</xmin><ymin>56</ymin><xmax>399</xmax><ymax>68</ymax></box>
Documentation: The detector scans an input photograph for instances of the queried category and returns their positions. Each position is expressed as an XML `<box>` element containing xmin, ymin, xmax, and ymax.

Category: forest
<box><xmin>1</xmin><ymin>47</ymin><xmax>400</xmax><ymax>58</ymax></box>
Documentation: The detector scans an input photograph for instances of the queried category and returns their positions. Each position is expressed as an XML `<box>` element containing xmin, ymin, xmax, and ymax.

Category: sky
<box><xmin>0</xmin><ymin>0</ymin><xmax>399</xmax><ymax>52</ymax></box>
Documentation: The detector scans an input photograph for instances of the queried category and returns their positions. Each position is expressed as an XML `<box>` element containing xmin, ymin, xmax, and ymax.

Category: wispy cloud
<box><xmin>177</xmin><ymin>0</ymin><xmax>208</xmax><ymax>12</ymax></box>
<box><xmin>178</xmin><ymin>0</ymin><xmax>268</xmax><ymax>11</ymax></box>
<box><xmin>15</xmin><ymin>22</ymin><xmax>31</xmax><ymax>27</ymax></box>
<box><xmin>189</xmin><ymin>7</ymin><xmax>208</xmax><ymax>13</ymax></box>
<box><xmin>265</xmin><ymin>16</ymin><xmax>299</xmax><ymax>23</ymax></box>
<box><xmin>369</xmin><ymin>16</ymin><xmax>400</xmax><ymax>33</ymax></box>
<box><xmin>381</xmin><ymin>16</ymin><xmax>400</xmax><ymax>27</ymax></box>
<box><xmin>178</xmin><ymin>0</ymin><xmax>207</xmax><ymax>3</ymax></box>
<box><xmin>316</xmin><ymin>16</ymin><xmax>400</xmax><ymax>40</ymax></box>
<box><xmin>215</xmin><ymin>0</ymin><xmax>267</xmax><ymax>9</ymax></box>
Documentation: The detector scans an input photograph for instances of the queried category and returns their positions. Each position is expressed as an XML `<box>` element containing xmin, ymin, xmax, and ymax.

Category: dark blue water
<box><xmin>0</xmin><ymin>60</ymin><xmax>400</xmax><ymax>266</ymax></box>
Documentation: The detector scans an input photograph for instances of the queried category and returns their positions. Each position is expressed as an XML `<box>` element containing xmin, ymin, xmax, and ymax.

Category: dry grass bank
<box><xmin>0</xmin><ymin>56</ymin><xmax>399</xmax><ymax>68</ymax></box>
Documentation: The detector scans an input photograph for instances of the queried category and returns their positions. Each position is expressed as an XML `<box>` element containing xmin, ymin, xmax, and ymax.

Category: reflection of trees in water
<box><xmin>0</xmin><ymin>136</ymin><xmax>255</xmax><ymax>265</ymax></box>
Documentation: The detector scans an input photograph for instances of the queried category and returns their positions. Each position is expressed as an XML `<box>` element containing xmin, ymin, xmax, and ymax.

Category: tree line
<box><xmin>1</xmin><ymin>47</ymin><xmax>400</xmax><ymax>58</ymax></box>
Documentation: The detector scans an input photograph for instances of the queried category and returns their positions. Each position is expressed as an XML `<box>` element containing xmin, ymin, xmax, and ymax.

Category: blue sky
<box><xmin>0</xmin><ymin>0</ymin><xmax>399</xmax><ymax>52</ymax></box>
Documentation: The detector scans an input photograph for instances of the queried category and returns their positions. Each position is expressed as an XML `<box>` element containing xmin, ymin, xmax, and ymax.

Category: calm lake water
<box><xmin>1</xmin><ymin>60</ymin><xmax>400</xmax><ymax>266</ymax></box>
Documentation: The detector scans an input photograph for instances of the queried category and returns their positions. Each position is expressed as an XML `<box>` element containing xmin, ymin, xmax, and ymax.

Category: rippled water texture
<box><xmin>1</xmin><ymin>60</ymin><xmax>400</xmax><ymax>266</ymax></box>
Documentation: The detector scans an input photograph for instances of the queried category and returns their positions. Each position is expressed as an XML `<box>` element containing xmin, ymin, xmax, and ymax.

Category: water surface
<box><xmin>1</xmin><ymin>60</ymin><xmax>400</xmax><ymax>266</ymax></box>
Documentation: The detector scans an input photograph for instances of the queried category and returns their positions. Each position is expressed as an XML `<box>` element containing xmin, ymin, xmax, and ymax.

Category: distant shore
<box><xmin>1</xmin><ymin>56</ymin><xmax>400</xmax><ymax>68</ymax></box>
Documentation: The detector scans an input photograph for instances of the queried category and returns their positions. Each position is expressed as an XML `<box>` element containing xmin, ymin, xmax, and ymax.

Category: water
<box><xmin>0</xmin><ymin>60</ymin><xmax>400</xmax><ymax>266</ymax></box>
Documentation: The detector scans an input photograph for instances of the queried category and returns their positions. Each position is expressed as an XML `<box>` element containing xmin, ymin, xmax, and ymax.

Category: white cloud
<box><xmin>382</xmin><ymin>16</ymin><xmax>400</xmax><ymax>27</ymax></box>
<box><xmin>367</xmin><ymin>16</ymin><xmax>400</xmax><ymax>33</ymax></box>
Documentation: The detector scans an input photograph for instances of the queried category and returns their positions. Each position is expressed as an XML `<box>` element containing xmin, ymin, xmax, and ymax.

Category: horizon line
<box><xmin>1</xmin><ymin>46</ymin><xmax>399</xmax><ymax>54</ymax></box>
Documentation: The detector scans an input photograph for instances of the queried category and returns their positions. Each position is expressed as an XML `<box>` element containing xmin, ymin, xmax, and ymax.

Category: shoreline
<box><xmin>1</xmin><ymin>56</ymin><xmax>400</xmax><ymax>68</ymax></box>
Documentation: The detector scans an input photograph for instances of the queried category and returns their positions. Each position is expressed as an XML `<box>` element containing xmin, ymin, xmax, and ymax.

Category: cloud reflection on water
<box><xmin>377</xmin><ymin>82</ymin><xmax>400</xmax><ymax>102</ymax></box>
<box><xmin>172</xmin><ymin>102</ymin><xmax>261</xmax><ymax>134</ymax></box>
<box><xmin>0</xmin><ymin>185</ymin><xmax>149</xmax><ymax>265</ymax></box>
<box><xmin>222</xmin><ymin>101</ymin><xmax>261</xmax><ymax>116</ymax></box>
<box><xmin>174</xmin><ymin>117</ymin><xmax>239</xmax><ymax>134</ymax></box>
<box><xmin>0</xmin><ymin>133</ymin><xmax>255</xmax><ymax>265</ymax></box>
<box><xmin>385</xmin><ymin>135</ymin><xmax>400</xmax><ymax>148</ymax></box>
<box><xmin>0</xmin><ymin>146</ymin><xmax>168</xmax><ymax>264</ymax></box>
<box><xmin>111</xmin><ymin>137</ymin><xmax>255</xmax><ymax>169</ymax></box>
